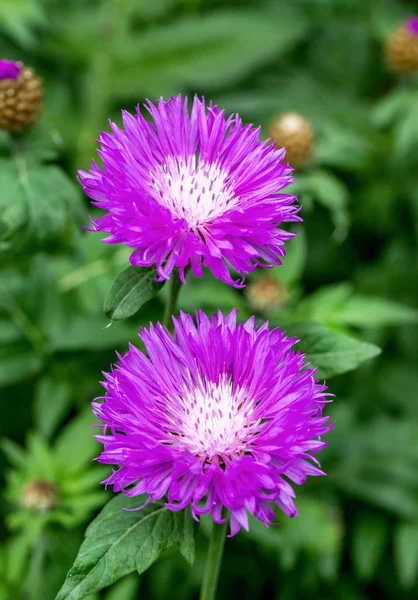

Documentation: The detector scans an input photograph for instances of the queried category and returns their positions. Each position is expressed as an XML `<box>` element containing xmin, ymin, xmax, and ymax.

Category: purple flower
<box><xmin>406</xmin><ymin>16</ymin><xmax>418</xmax><ymax>36</ymax></box>
<box><xmin>0</xmin><ymin>59</ymin><xmax>21</xmax><ymax>80</ymax></box>
<box><xmin>93</xmin><ymin>310</ymin><xmax>332</xmax><ymax>536</ymax></box>
<box><xmin>79</xmin><ymin>95</ymin><xmax>299</xmax><ymax>287</ymax></box>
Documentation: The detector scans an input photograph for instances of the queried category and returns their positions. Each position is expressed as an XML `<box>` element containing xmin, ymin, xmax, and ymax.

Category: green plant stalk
<box><xmin>199</xmin><ymin>520</ymin><xmax>228</xmax><ymax>600</ymax></box>
<box><xmin>163</xmin><ymin>268</ymin><xmax>183</xmax><ymax>328</ymax></box>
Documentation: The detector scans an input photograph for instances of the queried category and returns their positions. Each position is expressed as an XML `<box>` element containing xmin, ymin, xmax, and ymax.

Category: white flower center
<box><xmin>165</xmin><ymin>374</ymin><xmax>263</xmax><ymax>461</ymax></box>
<box><xmin>150</xmin><ymin>155</ymin><xmax>237</xmax><ymax>230</ymax></box>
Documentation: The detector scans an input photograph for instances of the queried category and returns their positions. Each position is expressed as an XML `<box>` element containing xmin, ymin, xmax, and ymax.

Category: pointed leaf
<box><xmin>336</xmin><ymin>296</ymin><xmax>418</xmax><ymax>328</ymax></box>
<box><xmin>56</xmin><ymin>494</ymin><xmax>195</xmax><ymax>600</ymax></box>
<box><xmin>104</xmin><ymin>266</ymin><xmax>164</xmax><ymax>321</ymax></box>
<box><xmin>284</xmin><ymin>322</ymin><xmax>381</xmax><ymax>379</ymax></box>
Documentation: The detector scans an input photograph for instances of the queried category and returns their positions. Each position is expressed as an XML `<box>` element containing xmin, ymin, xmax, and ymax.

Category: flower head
<box><xmin>79</xmin><ymin>95</ymin><xmax>299</xmax><ymax>287</ymax></box>
<box><xmin>0</xmin><ymin>59</ymin><xmax>21</xmax><ymax>80</ymax></box>
<box><xmin>93</xmin><ymin>310</ymin><xmax>332</xmax><ymax>536</ymax></box>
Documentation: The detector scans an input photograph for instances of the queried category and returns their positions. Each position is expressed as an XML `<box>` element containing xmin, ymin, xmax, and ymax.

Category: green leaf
<box><xmin>293</xmin><ymin>284</ymin><xmax>418</xmax><ymax>328</ymax></box>
<box><xmin>1</xmin><ymin>439</ymin><xmax>26</xmax><ymax>468</ymax></box>
<box><xmin>178</xmin><ymin>507</ymin><xmax>195</xmax><ymax>566</ymax></box>
<box><xmin>0</xmin><ymin>160</ymin><xmax>82</xmax><ymax>259</ymax></box>
<box><xmin>285</xmin><ymin>322</ymin><xmax>381</xmax><ymax>379</ymax></box>
<box><xmin>0</xmin><ymin>343</ymin><xmax>43</xmax><ymax>387</ymax></box>
<box><xmin>104</xmin><ymin>266</ymin><xmax>164</xmax><ymax>321</ymax></box>
<box><xmin>394</xmin><ymin>522</ymin><xmax>418</xmax><ymax>588</ymax></box>
<box><xmin>56</xmin><ymin>494</ymin><xmax>195</xmax><ymax>600</ymax></box>
<box><xmin>109</xmin><ymin>9</ymin><xmax>309</xmax><ymax>97</ymax></box>
<box><xmin>0</xmin><ymin>317</ymin><xmax>22</xmax><ymax>344</ymax></box>
<box><xmin>293</xmin><ymin>283</ymin><xmax>353</xmax><ymax>324</ymax></box>
<box><xmin>293</xmin><ymin>170</ymin><xmax>349</xmax><ymax>241</ymax></box>
<box><xmin>271</xmin><ymin>227</ymin><xmax>307</xmax><ymax>286</ymax></box>
<box><xmin>54</xmin><ymin>408</ymin><xmax>100</xmax><ymax>475</ymax></box>
<box><xmin>351</xmin><ymin>512</ymin><xmax>389</xmax><ymax>581</ymax></box>
<box><xmin>336</xmin><ymin>296</ymin><xmax>418</xmax><ymax>328</ymax></box>
<box><xmin>34</xmin><ymin>377</ymin><xmax>72</xmax><ymax>440</ymax></box>
<box><xmin>372</xmin><ymin>89</ymin><xmax>413</xmax><ymax>128</ymax></box>
<box><xmin>0</xmin><ymin>0</ymin><xmax>45</xmax><ymax>48</ymax></box>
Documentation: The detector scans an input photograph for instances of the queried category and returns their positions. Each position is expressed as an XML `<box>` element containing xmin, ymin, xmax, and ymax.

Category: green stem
<box><xmin>199</xmin><ymin>520</ymin><xmax>228</xmax><ymax>600</ymax></box>
<box><xmin>163</xmin><ymin>268</ymin><xmax>182</xmax><ymax>328</ymax></box>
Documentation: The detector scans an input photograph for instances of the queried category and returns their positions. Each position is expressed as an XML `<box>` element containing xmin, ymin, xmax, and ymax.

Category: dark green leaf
<box><xmin>56</xmin><ymin>494</ymin><xmax>195</xmax><ymax>600</ymax></box>
<box><xmin>104</xmin><ymin>266</ymin><xmax>164</xmax><ymax>321</ymax></box>
<box><xmin>285</xmin><ymin>322</ymin><xmax>381</xmax><ymax>379</ymax></box>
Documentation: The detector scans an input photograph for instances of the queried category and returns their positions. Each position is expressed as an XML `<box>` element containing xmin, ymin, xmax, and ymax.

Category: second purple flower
<box><xmin>79</xmin><ymin>95</ymin><xmax>300</xmax><ymax>287</ymax></box>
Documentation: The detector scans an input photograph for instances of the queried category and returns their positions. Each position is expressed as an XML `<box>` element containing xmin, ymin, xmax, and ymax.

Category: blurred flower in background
<box><xmin>386</xmin><ymin>16</ymin><xmax>418</xmax><ymax>72</ymax></box>
<box><xmin>0</xmin><ymin>59</ymin><xmax>42</xmax><ymax>132</ymax></box>
<box><xmin>269</xmin><ymin>112</ymin><xmax>314</xmax><ymax>168</ymax></box>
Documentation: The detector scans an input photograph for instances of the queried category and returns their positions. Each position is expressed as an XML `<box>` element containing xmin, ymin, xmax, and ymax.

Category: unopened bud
<box><xmin>246</xmin><ymin>275</ymin><xmax>288</xmax><ymax>314</ymax></box>
<box><xmin>22</xmin><ymin>480</ymin><xmax>57</xmax><ymax>512</ymax></box>
<box><xmin>386</xmin><ymin>17</ymin><xmax>418</xmax><ymax>73</ymax></box>
<box><xmin>0</xmin><ymin>59</ymin><xmax>43</xmax><ymax>132</ymax></box>
<box><xmin>269</xmin><ymin>112</ymin><xmax>314</xmax><ymax>169</ymax></box>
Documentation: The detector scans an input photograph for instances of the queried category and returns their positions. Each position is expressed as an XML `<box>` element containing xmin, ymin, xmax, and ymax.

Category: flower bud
<box><xmin>22</xmin><ymin>480</ymin><xmax>57</xmax><ymax>512</ymax></box>
<box><xmin>0</xmin><ymin>59</ymin><xmax>43</xmax><ymax>132</ymax></box>
<box><xmin>246</xmin><ymin>275</ymin><xmax>288</xmax><ymax>314</ymax></box>
<box><xmin>269</xmin><ymin>112</ymin><xmax>314</xmax><ymax>168</ymax></box>
<box><xmin>386</xmin><ymin>17</ymin><xmax>418</xmax><ymax>73</ymax></box>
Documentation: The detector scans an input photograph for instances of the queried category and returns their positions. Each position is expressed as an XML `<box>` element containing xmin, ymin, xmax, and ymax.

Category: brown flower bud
<box><xmin>22</xmin><ymin>480</ymin><xmax>57</xmax><ymax>512</ymax></box>
<box><xmin>386</xmin><ymin>18</ymin><xmax>418</xmax><ymax>73</ymax></box>
<box><xmin>246</xmin><ymin>275</ymin><xmax>288</xmax><ymax>314</ymax></box>
<box><xmin>269</xmin><ymin>112</ymin><xmax>314</xmax><ymax>169</ymax></box>
<box><xmin>0</xmin><ymin>59</ymin><xmax>43</xmax><ymax>132</ymax></box>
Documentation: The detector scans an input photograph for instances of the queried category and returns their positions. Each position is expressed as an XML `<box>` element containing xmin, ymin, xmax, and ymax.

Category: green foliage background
<box><xmin>0</xmin><ymin>0</ymin><xmax>418</xmax><ymax>598</ymax></box>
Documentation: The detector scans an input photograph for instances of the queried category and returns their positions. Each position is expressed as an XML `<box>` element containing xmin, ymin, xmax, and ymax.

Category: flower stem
<box><xmin>163</xmin><ymin>268</ymin><xmax>182</xmax><ymax>328</ymax></box>
<box><xmin>199</xmin><ymin>520</ymin><xmax>228</xmax><ymax>600</ymax></box>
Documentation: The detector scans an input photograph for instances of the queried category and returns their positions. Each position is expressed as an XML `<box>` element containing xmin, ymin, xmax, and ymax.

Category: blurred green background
<box><xmin>1</xmin><ymin>0</ymin><xmax>418</xmax><ymax>598</ymax></box>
